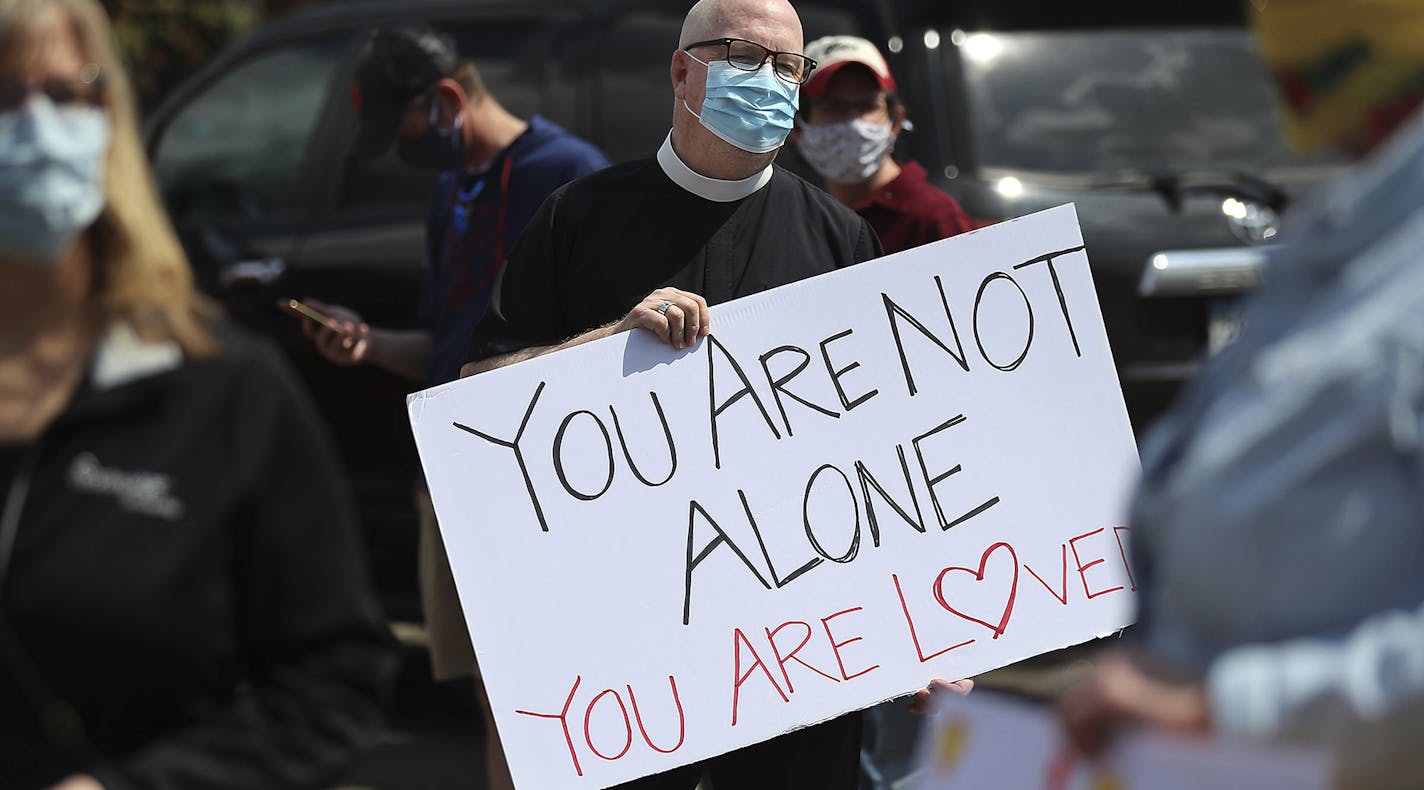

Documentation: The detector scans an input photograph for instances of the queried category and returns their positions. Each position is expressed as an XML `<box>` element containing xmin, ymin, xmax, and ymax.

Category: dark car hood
<box><xmin>935</xmin><ymin>167</ymin><xmax>1336</xmax><ymax>426</ymax></box>
<box><xmin>947</xmin><ymin>169</ymin><xmax>1334</xmax><ymax>275</ymax></box>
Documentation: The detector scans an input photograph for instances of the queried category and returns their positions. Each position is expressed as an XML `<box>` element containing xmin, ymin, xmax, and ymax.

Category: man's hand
<box><xmin>616</xmin><ymin>288</ymin><xmax>710</xmax><ymax>350</ymax></box>
<box><xmin>461</xmin><ymin>287</ymin><xmax>712</xmax><ymax>377</ymax></box>
<box><xmin>301</xmin><ymin>299</ymin><xmax>370</xmax><ymax>366</ymax></box>
<box><xmin>1057</xmin><ymin>650</ymin><xmax>1210</xmax><ymax>756</ymax></box>
<box><xmin>908</xmin><ymin>677</ymin><xmax>975</xmax><ymax>714</ymax></box>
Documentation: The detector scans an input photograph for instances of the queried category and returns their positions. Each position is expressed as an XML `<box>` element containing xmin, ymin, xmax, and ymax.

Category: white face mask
<box><xmin>794</xmin><ymin>117</ymin><xmax>895</xmax><ymax>184</ymax></box>
<box><xmin>0</xmin><ymin>97</ymin><xmax>110</xmax><ymax>264</ymax></box>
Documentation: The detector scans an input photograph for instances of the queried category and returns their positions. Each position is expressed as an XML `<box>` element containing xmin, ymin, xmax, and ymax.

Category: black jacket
<box><xmin>0</xmin><ymin>323</ymin><xmax>396</xmax><ymax>790</ymax></box>
<box><xmin>471</xmin><ymin>159</ymin><xmax>883</xmax><ymax>356</ymax></box>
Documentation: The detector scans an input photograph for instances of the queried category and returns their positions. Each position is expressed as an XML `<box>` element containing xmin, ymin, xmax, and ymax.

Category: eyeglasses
<box><xmin>0</xmin><ymin>65</ymin><xmax>105</xmax><ymax>113</ymax></box>
<box><xmin>683</xmin><ymin>38</ymin><xmax>817</xmax><ymax>85</ymax></box>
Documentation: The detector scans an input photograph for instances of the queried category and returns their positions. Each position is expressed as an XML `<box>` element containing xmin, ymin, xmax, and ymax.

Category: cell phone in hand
<box><xmin>278</xmin><ymin>298</ymin><xmax>344</xmax><ymax>332</ymax></box>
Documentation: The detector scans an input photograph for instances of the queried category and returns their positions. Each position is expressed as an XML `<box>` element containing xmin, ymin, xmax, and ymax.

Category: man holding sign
<box><xmin>464</xmin><ymin>0</ymin><xmax>880</xmax><ymax>372</ymax></box>
<box><xmin>462</xmin><ymin>0</ymin><xmax>880</xmax><ymax>786</ymax></box>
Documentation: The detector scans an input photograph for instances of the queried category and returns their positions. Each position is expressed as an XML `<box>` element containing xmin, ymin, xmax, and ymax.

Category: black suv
<box><xmin>879</xmin><ymin>17</ymin><xmax>1340</xmax><ymax>433</ymax></box>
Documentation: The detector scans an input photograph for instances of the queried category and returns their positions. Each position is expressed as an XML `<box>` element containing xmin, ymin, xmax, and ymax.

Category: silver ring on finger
<box><xmin>657</xmin><ymin>299</ymin><xmax>674</xmax><ymax>315</ymax></box>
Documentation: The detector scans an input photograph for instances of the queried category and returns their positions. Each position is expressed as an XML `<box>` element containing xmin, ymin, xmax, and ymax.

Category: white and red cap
<box><xmin>802</xmin><ymin>35</ymin><xmax>897</xmax><ymax>99</ymax></box>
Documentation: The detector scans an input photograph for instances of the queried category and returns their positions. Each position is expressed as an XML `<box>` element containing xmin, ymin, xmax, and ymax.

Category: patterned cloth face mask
<box><xmin>795</xmin><ymin>117</ymin><xmax>895</xmax><ymax>184</ymax></box>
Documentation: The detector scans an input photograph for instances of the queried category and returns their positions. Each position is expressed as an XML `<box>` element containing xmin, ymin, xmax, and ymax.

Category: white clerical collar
<box><xmin>657</xmin><ymin>132</ymin><xmax>774</xmax><ymax>202</ymax></box>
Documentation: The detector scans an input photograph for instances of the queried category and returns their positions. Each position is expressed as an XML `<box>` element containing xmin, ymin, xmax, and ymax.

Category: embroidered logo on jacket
<box><xmin>67</xmin><ymin>452</ymin><xmax>184</xmax><ymax>521</ymax></box>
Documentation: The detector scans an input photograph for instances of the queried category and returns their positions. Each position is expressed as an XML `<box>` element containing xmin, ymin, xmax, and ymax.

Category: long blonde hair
<box><xmin>0</xmin><ymin>0</ymin><xmax>217</xmax><ymax>357</ymax></box>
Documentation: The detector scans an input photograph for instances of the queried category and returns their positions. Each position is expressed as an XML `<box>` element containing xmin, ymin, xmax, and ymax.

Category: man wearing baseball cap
<box><xmin>793</xmin><ymin>35</ymin><xmax>974</xmax><ymax>253</ymax></box>
<box><xmin>297</xmin><ymin>23</ymin><xmax>608</xmax><ymax>790</ymax></box>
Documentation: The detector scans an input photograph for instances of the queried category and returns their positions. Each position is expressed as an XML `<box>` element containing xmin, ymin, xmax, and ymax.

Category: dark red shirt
<box><xmin>853</xmin><ymin>160</ymin><xmax>975</xmax><ymax>254</ymax></box>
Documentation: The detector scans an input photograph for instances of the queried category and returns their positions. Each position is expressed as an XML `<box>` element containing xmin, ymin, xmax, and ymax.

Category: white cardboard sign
<box><xmin>408</xmin><ymin>204</ymin><xmax>1140</xmax><ymax>788</ymax></box>
<box><xmin>915</xmin><ymin>690</ymin><xmax>1330</xmax><ymax>790</ymax></box>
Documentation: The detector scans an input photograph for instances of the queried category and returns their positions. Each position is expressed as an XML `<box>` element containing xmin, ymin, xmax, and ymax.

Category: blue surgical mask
<box><xmin>398</xmin><ymin>98</ymin><xmax>465</xmax><ymax>171</ymax></box>
<box><xmin>0</xmin><ymin>97</ymin><xmax>109</xmax><ymax>265</ymax></box>
<box><xmin>683</xmin><ymin>54</ymin><xmax>798</xmax><ymax>154</ymax></box>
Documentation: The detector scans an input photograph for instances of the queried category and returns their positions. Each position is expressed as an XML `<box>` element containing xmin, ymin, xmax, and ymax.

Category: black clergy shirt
<box><xmin>469</xmin><ymin>137</ymin><xmax>883</xmax><ymax>357</ymax></box>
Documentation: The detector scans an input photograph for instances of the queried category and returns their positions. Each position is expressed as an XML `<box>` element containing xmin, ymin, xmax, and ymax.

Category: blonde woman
<box><xmin>0</xmin><ymin>1</ymin><xmax>394</xmax><ymax>788</ymax></box>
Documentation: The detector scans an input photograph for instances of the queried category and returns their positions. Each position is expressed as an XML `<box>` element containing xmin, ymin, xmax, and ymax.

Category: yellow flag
<box><xmin>1253</xmin><ymin>0</ymin><xmax>1424</xmax><ymax>152</ymax></box>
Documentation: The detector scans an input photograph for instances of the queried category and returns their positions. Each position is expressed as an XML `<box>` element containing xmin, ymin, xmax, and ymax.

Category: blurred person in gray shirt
<box><xmin>1057</xmin><ymin>0</ymin><xmax>1424</xmax><ymax>761</ymax></box>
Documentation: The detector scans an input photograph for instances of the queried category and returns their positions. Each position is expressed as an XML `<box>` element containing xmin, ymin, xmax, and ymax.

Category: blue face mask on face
<box><xmin>0</xmin><ymin>97</ymin><xmax>109</xmax><ymax>265</ymax></box>
<box><xmin>684</xmin><ymin>54</ymin><xmax>799</xmax><ymax>154</ymax></box>
<box><xmin>398</xmin><ymin>98</ymin><xmax>465</xmax><ymax>171</ymax></box>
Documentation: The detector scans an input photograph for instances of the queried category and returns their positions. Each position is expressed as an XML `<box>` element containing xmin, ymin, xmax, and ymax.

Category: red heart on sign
<box><xmin>932</xmin><ymin>542</ymin><xmax>1019</xmax><ymax>639</ymax></box>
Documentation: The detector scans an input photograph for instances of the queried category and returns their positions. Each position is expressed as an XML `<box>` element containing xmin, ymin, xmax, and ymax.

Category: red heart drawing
<box><xmin>932</xmin><ymin>542</ymin><xmax>1019</xmax><ymax>639</ymax></box>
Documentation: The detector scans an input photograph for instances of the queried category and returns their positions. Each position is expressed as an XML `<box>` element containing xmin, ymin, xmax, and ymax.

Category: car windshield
<box><xmin>953</xmin><ymin>29</ymin><xmax>1341</xmax><ymax>176</ymax></box>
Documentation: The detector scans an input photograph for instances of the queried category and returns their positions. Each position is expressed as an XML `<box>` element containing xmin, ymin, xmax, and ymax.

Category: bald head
<box><xmin>679</xmin><ymin>0</ymin><xmax>803</xmax><ymax>53</ymax></box>
<box><xmin>670</xmin><ymin>0</ymin><xmax>803</xmax><ymax>179</ymax></box>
